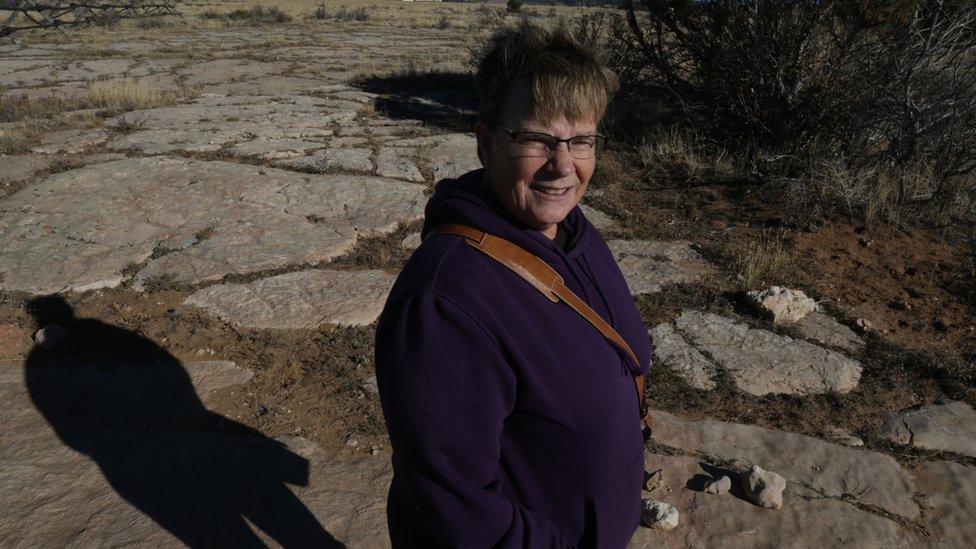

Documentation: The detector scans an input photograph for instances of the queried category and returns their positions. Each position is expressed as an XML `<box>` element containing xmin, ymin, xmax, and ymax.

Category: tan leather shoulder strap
<box><xmin>432</xmin><ymin>223</ymin><xmax>650</xmax><ymax>429</ymax></box>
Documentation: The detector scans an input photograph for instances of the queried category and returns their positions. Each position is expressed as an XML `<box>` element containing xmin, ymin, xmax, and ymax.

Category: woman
<box><xmin>374</xmin><ymin>21</ymin><xmax>652</xmax><ymax>548</ymax></box>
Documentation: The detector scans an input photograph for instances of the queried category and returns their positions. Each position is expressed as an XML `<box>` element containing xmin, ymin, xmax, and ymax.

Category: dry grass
<box><xmin>735</xmin><ymin>230</ymin><xmax>795</xmax><ymax>288</ymax></box>
<box><xmin>0</xmin><ymin>123</ymin><xmax>42</xmax><ymax>155</ymax></box>
<box><xmin>637</xmin><ymin>127</ymin><xmax>736</xmax><ymax>180</ymax></box>
<box><xmin>85</xmin><ymin>77</ymin><xmax>165</xmax><ymax>112</ymax></box>
<box><xmin>1</xmin><ymin>78</ymin><xmax>185</xmax><ymax>126</ymax></box>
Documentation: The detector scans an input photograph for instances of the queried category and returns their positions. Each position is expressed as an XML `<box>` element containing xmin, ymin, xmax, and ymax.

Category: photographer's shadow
<box><xmin>24</xmin><ymin>295</ymin><xmax>342</xmax><ymax>548</ymax></box>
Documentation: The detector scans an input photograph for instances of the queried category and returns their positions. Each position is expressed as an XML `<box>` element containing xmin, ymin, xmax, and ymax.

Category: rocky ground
<box><xmin>1</xmin><ymin>5</ymin><xmax>974</xmax><ymax>548</ymax></box>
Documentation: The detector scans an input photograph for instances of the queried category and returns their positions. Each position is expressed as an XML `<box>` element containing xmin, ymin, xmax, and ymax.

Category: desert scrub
<box><xmin>1</xmin><ymin>78</ymin><xmax>181</xmax><ymax>124</ymax></box>
<box><xmin>312</xmin><ymin>5</ymin><xmax>368</xmax><ymax>22</ymax></box>
<box><xmin>201</xmin><ymin>4</ymin><xmax>292</xmax><ymax>24</ymax></box>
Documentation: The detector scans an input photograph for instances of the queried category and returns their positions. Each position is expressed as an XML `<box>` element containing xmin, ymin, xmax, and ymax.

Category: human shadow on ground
<box><xmin>352</xmin><ymin>70</ymin><xmax>477</xmax><ymax>134</ymax></box>
<box><xmin>24</xmin><ymin>295</ymin><xmax>343</xmax><ymax>548</ymax></box>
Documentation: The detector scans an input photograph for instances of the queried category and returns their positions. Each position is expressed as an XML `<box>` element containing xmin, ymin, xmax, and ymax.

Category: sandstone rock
<box><xmin>276</xmin><ymin>147</ymin><xmax>373</xmax><ymax>173</ymax></box>
<box><xmin>647</xmin><ymin>410</ymin><xmax>919</xmax><ymax>518</ymax></box>
<box><xmin>579</xmin><ymin>204</ymin><xmax>616</xmax><ymax>232</ymax></box>
<box><xmin>641</xmin><ymin>500</ymin><xmax>679</xmax><ymax>530</ymax></box>
<box><xmin>740</xmin><ymin>465</ymin><xmax>786</xmax><ymax>509</ymax></box>
<box><xmin>703</xmin><ymin>475</ymin><xmax>731</xmax><ymax>495</ymax></box>
<box><xmin>881</xmin><ymin>400</ymin><xmax>976</xmax><ymax>458</ymax></box>
<box><xmin>795</xmin><ymin>311</ymin><xmax>865</xmax><ymax>353</ymax></box>
<box><xmin>360</xmin><ymin>376</ymin><xmax>378</xmax><ymax>395</ymax></box>
<box><xmin>0</xmin><ymin>155</ymin><xmax>55</xmax><ymax>186</ymax></box>
<box><xmin>0</xmin><ymin>157</ymin><xmax>425</xmax><ymax>294</ymax></box>
<box><xmin>630</xmin><ymin>453</ymin><xmax>917</xmax><ymax>548</ymax></box>
<box><xmin>607</xmin><ymin>240</ymin><xmax>714</xmax><ymax>295</ymax></box>
<box><xmin>912</xmin><ymin>461</ymin><xmax>976</xmax><ymax>547</ymax></box>
<box><xmin>226</xmin><ymin>138</ymin><xmax>326</xmax><ymax>160</ymax></box>
<box><xmin>185</xmin><ymin>270</ymin><xmax>396</xmax><ymax>329</ymax></box>
<box><xmin>400</xmin><ymin>232</ymin><xmax>422</xmax><ymax>250</ymax></box>
<box><xmin>392</xmin><ymin>133</ymin><xmax>479</xmax><ymax>183</ymax></box>
<box><xmin>648</xmin><ymin>323</ymin><xmax>717</xmax><ymax>390</ymax></box>
<box><xmin>30</xmin><ymin>129</ymin><xmax>107</xmax><ymax>154</ymax></box>
<box><xmin>375</xmin><ymin>147</ymin><xmax>423</xmax><ymax>182</ymax></box>
<box><xmin>824</xmin><ymin>425</ymin><xmax>864</xmax><ymax>447</ymax></box>
<box><xmin>104</xmin><ymin>94</ymin><xmax>354</xmax><ymax>155</ymax></box>
<box><xmin>644</xmin><ymin>469</ymin><xmax>664</xmax><ymax>493</ymax></box>
<box><xmin>746</xmin><ymin>286</ymin><xmax>818</xmax><ymax>324</ymax></box>
<box><xmin>671</xmin><ymin>310</ymin><xmax>862</xmax><ymax>396</ymax></box>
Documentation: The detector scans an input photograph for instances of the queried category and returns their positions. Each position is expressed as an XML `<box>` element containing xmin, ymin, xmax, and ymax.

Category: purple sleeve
<box><xmin>375</xmin><ymin>290</ymin><xmax>575</xmax><ymax>548</ymax></box>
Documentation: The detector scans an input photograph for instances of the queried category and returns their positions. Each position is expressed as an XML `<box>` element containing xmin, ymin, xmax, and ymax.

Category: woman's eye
<box><xmin>519</xmin><ymin>135</ymin><xmax>552</xmax><ymax>147</ymax></box>
<box><xmin>570</xmin><ymin>137</ymin><xmax>596</xmax><ymax>148</ymax></box>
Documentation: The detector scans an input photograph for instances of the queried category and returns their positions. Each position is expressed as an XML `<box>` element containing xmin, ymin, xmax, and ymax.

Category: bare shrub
<box><xmin>613</xmin><ymin>0</ymin><xmax>976</xmax><ymax>226</ymax></box>
<box><xmin>507</xmin><ymin>0</ymin><xmax>522</xmax><ymax>14</ymax></box>
<box><xmin>312</xmin><ymin>5</ymin><xmax>368</xmax><ymax>22</ymax></box>
<box><xmin>202</xmin><ymin>4</ymin><xmax>291</xmax><ymax>24</ymax></box>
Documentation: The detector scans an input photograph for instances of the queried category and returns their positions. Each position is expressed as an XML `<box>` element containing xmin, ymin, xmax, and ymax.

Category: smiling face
<box><xmin>476</xmin><ymin>87</ymin><xmax>597</xmax><ymax>240</ymax></box>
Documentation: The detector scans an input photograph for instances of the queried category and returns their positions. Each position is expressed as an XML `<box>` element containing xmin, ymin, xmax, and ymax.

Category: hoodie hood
<box><xmin>421</xmin><ymin>169</ymin><xmax>592</xmax><ymax>264</ymax></box>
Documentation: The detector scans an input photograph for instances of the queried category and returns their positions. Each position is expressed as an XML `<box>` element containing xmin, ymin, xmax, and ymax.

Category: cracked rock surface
<box><xmin>650</xmin><ymin>310</ymin><xmax>863</xmax><ymax>396</ymax></box>
<box><xmin>607</xmin><ymin>240</ymin><xmax>714</xmax><ymax>295</ymax></box>
<box><xmin>185</xmin><ymin>269</ymin><xmax>397</xmax><ymax>329</ymax></box>
<box><xmin>881</xmin><ymin>400</ymin><xmax>976</xmax><ymax>458</ymax></box>
<box><xmin>0</xmin><ymin>157</ymin><xmax>426</xmax><ymax>294</ymax></box>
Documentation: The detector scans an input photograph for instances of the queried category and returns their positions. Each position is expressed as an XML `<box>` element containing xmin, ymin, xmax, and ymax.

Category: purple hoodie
<box><xmin>374</xmin><ymin>168</ymin><xmax>652</xmax><ymax>548</ymax></box>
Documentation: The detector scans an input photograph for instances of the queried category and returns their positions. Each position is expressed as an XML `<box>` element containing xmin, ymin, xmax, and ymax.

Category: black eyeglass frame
<box><xmin>495</xmin><ymin>125</ymin><xmax>608</xmax><ymax>159</ymax></box>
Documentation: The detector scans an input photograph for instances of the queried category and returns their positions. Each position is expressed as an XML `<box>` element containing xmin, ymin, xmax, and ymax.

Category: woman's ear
<box><xmin>474</xmin><ymin>120</ymin><xmax>491</xmax><ymax>167</ymax></box>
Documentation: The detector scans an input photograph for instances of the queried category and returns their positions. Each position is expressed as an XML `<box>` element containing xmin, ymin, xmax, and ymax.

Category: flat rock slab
<box><xmin>912</xmin><ymin>461</ymin><xmax>976</xmax><ymax>547</ymax></box>
<box><xmin>881</xmin><ymin>400</ymin><xmax>976</xmax><ymax>458</ymax></box>
<box><xmin>647</xmin><ymin>410</ymin><xmax>919</xmax><ymax>519</ymax></box>
<box><xmin>226</xmin><ymin>138</ymin><xmax>327</xmax><ymax>160</ymax></box>
<box><xmin>391</xmin><ymin>133</ymin><xmax>479</xmax><ymax>183</ymax></box>
<box><xmin>795</xmin><ymin>311</ymin><xmax>865</xmax><ymax>353</ymax></box>
<box><xmin>276</xmin><ymin>147</ymin><xmax>373</xmax><ymax>173</ymax></box>
<box><xmin>0</xmin><ymin>324</ymin><xmax>27</xmax><ymax>359</ymax></box>
<box><xmin>0</xmin><ymin>359</ymin><xmax>391</xmax><ymax>548</ymax></box>
<box><xmin>185</xmin><ymin>269</ymin><xmax>397</xmax><ymax>329</ymax></box>
<box><xmin>0</xmin><ymin>155</ymin><xmax>56</xmax><ymax>186</ymax></box>
<box><xmin>655</xmin><ymin>310</ymin><xmax>862</xmax><ymax>396</ymax></box>
<box><xmin>376</xmin><ymin>147</ymin><xmax>423</xmax><ymax>182</ymax></box>
<box><xmin>105</xmin><ymin>94</ymin><xmax>359</xmax><ymax>155</ymax></box>
<box><xmin>607</xmin><ymin>240</ymin><xmax>713</xmax><ymax>294</ymax></box>
<box><xmin>31</xmin><ymin>128</ymin><xmax>108</xmax><ymax>154</ymax></box>
<box><xmin>0</xmin><ymin>157</ymin><xmax>426</xmax><ymax>294</ymax></box>
<box><xmin>648</xmin><ymin>323</ymin><xmax>717</xmax><ymax>390</ymax></box>
<box><xmin>630</xmin><ymin>453</ymin><xmax>917</xmax><ymax>548</ymax></box>
<box><xmin>579</xmin><ymin>204</ymin><xmax>616</xmax><ymax>232</ymax></box>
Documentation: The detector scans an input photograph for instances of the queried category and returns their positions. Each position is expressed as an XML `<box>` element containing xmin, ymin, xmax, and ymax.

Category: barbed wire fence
<box><xmin>1</xmin><ymin>0</ymin><xmax>180</xmax><ymax>39</ymax></box>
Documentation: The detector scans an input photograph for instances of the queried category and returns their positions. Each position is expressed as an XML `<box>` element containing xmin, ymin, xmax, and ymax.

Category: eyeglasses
<box><xmin>497</xmin><ymin>126</ymin><xmax>607</xmax><ymax>160</ymax></box>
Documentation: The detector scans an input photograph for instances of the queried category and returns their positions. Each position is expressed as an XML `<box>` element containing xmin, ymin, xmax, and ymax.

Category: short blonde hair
<box><xmin>473</xmin><ymin>21</ymin><xmax>619</xmax><ymax>126</ymax></box>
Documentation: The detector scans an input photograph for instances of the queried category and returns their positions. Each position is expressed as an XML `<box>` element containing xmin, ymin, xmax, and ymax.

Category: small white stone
<box><xmin>644</xmin><ymin>469</ymin><xmax>664</xmax><ymax>493</ymax></box>
<box><xmin>747</xmin><ymin>286</ymin><xmax>818</xmax><ymax>324</ymax></box>
<box><xmin>641</xmin><ymin>499</ymin><xmax>679</xmax><ymax>530</ymax></box>
<box><xmin>740</xmin><ymin>465</ymin><xmax>787</xmax><ymax>509</ymax></box>
<box><xmin>360</xmin><ymin>376</ymin><xmax>378</xmax><ymax>395</ymax></box>
<box><xmin>704</xmin><ymin>475</ymin><xmax>731</xmax><ymax>495</ymax></box>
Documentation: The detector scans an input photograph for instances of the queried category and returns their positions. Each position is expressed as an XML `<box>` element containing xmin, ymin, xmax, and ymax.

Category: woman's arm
<box><xmin>375</xmin><ymin>289</ymin><xmax>574</xmax><ymax>548</ymax></box>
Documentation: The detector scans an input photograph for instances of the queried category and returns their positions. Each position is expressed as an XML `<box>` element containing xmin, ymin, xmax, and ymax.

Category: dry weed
<box><xmin>85</xmin><ymin>77</ymin><xmax>164</xmax><ymax>112</ymax></box>
<box><xmin>638</xmin><ymin>127</ymin><xmax>735</xmax><ymax>180</ymax></box>
<box><xmin>0</xmin><ymin>123</ymin><xmax>42</xmax><ymax>155</ymax></box>
<box><xmin>735</xmin><ymin>230</ymin><xmax>794</xmax><ymax>289</ymax></box>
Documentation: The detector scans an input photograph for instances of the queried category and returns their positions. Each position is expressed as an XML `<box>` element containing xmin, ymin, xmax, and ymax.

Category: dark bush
<box><xmin>202</xmin><ymin>4</ymin><xmax>291</xmax><ymax>24</ymax></box>
<box><xmin>613</xmin><ymin>0</ymin><xmax>976</xmax><ymax>225</ymax></box>
<box><xmin>507</xmin><ymin>0</ymin><xmax>523</xmax><ymax>14</ymax></box>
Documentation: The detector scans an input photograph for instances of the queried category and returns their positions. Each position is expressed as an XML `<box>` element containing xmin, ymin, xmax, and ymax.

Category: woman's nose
<box><xmin>546</xmin><ymin>143</ymin><xmax>576</xmax><ymax>177</ymax></box>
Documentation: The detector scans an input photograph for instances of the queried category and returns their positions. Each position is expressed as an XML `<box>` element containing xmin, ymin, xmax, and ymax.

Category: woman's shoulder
<box><xmin>386</xmin><ymin>233</ymin><xmax>502</xmax><ymax>306</ymax></box>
